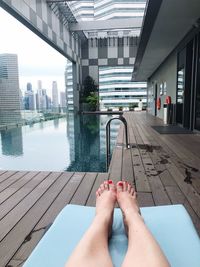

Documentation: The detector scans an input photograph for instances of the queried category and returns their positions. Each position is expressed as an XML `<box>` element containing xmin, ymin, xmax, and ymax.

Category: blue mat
<box><xmin>24</xmin><ymin>204</ymin><xmax>200</xmax><ymax>267</ymax></box>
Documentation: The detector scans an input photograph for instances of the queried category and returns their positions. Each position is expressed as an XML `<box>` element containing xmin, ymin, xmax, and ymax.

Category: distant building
<box><xmin>60</xmin><ymin>91</ymin><xmax>66</xmax><ymax>108</ymax></box>
<box><xmin>24</xmin><ymin>91</ymin><xmax>35</xmax><ymax>110</ymax></box>
<box><xmin>46</xmin><ymin>96</ymin><xmax>51</xmax><ymax>110</ymax></box>
<box><xmin>41</xmin><ymin>89</ymin><xmax>47</xmax><ymax>110</ymax></box>
<box><xmin>38</xmin><ymin>80</ymin><xmax>42</xmax><ymax>90</ymax></box>
<box><xmin>24</xmin><ymin>82</ymin><xmax>35</xmax><ymax>110</ymax></box>
<box><xmin>99</xmin><ymin>66</ymin><xmax>147</xmax><ymax>110</ymax></box>
<box><xmin>35</xmin><ymin>81</ymin><xmax>48</xmax><ymax>111</ymax></box>
<box><xmin>0</xmin><ymin>53</ymin><xmax>21</xmax><ymax>124</ymax></box>
<box><xmin>65</xmin><ymin>61</ymin><xmax>73</xmax><ymax>111</ymax></box>
<box><xmin>52</xmin><ymin>81</ymin><xmax>59</xmax><ymax>109</ymax></box>
<box><xmin>27</xmin><ymin>82</ymin><xmax>32</xmax><ymax>92</ymax></box>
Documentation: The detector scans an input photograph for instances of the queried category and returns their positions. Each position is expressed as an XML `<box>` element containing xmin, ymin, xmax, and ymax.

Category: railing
<box><xmin>106</xmin><ymin>115</ymin><xmax>129</xmax><ymax>171</ymax></box>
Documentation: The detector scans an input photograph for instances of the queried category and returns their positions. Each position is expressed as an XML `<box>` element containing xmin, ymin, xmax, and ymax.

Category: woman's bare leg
<box><xmin>117</xmin><ymin>181</ymin><xmax>170</xmax><ymax>267</ymax></box>
<box><xmin>65</xmin><ymin>180</ymin><xmax>116</xmax><ymax>267</ymax></box>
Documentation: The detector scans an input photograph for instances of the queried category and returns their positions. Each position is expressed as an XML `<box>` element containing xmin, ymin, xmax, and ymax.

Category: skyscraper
<box><xmin>99</xmin><ymin>66</ymin><xmax>147</xmax><ymax>110</ymax></box>
<box><xmin>52</xmin><ymin>81</ymin><xmax>59</xmax><ymax>110</ymax></box>
<box><xmin>60</xmin><ymin>91</ymin><xmax>66</xmax><ymax>108</ymax></box>
<box><xmin>27</xmin><ymin>82</ymin><xmax>32</xmax><ymax>92</ymax></box>
<box><xmin>0</xmin><ymin>53</ymin><xmax>21</xmax><ymax>124</ymax></box>
<box><xmin>24</xmin><ymin>91</ymin><xmax>35</xmax><ymax>110</ymax></box>
<box><xmin>24</xmin><ymin>82</ymin><xmax>35</xmax><ymax>110</ymax></box>
<box><xmin>36</xmin><ymin>80</ymin><xmax>47</xmax><ymax>110</ymax></box>
<box><xmin>65</xmin><ymin>61</ymin><xmax>73</xmax><ymax>111</ymax></box>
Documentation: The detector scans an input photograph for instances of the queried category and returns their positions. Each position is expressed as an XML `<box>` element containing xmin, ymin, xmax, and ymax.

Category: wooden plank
<box><xmin>0</xmin><ymin>171</ymin><xmax>38</xmax><ymax>205</ymax></box>
<box><xmin>70</xmin><ymin>172</ymin><xmax>97</xmax><ymax>205</ymax></box>
<box><xmin>86</xmin><ymin>172</ymin><xmax>109</xmax><ymax>207</ymax></box>
<box><xmin>124</xmin><ymin>113</ymin><xmax>136</xmax><ymax>144</ymax></box>
<box><xmin>9</xmin><ymin>172</ymin><xmax>79</xmax><ymax>265</ymax></box>
<box><xmin>135</xmin><ymin>113</ymin><xmax>200</xmax><ymax>232</ymax></box>
<box><xmin>0</xmin><ymin>171</ymin><xmax>28</xmax><ymax>192</ymax></box>
<box><xmin>0</xmin><ymin>171</ymin><xmax>17</xmax><ymax>184</ymax></box>
<box><xmin>130</xmin><ymin>116</ymin><xmax>171</xmax><ymax>206</ymax></box>
<box><xmin>137</xmin><ymin>192</ymin><xmax>155</xmax><ymax>207</ymax></box>
<box><xmin>137</xmin><ymin>121</ymin><xmax>177</xmax><ymax>187</ymax></box>
<box><xmin>108</xmin><ymin>146</ymin><xmax>123</xmax><ymax>183</ymax></box>
<box><xmin>0</xmin><ymin>172</ymin><xmax>50</xmax><ymax>220</ymax></box>
<box><xmin>0</xmin><ymin>172</ymin><xmax>56</xmax><ymax>242</ymax></box>
<box><xmin>168</xmin><ymin>164</ymin><xmax>200</xmax><ymax>217</ymax></box>
<box><xmin>0</xmin><ymin>170</ymin><xmax>7</xmax><ymax>177</ymax></box>
<box><xmin>131</xmin><ymin>146</ymin><xmax>151</xmax><ymax>192</ymax></box>
<box><xmin>122</xmin><ymin>147</ymin><xmax>134</xmax><ymax>184</ymax></box>
<box><xmin>108</xmin><ymin>124</ymin><xmax>124</xmax><ymax>183</ymax></box>
<box><xmin>0</xmin><ymin>171</ymin><xmax>68</xmax><ymax>266</ymax></box>
<box><xmin>6</xmin><ymin>259</ymin><xmax>23</xmax><ymax>267</ymax></box>
<box><xmin>34</xmin><ymin>172</ymin><xmax>84</xmax><ymax>230</ymax></box>
<box><xmin>138</xmin><ymin>116</ymin><xmax>200</xmax><ymax>193</ymax></box>
<box><xmin>128</xmin><ymin>115</ymin><xmax>151</xmax><ymax>192</ymax></box>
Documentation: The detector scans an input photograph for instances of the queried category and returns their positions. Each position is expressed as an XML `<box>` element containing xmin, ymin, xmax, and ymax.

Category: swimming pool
<box><xmin>0</xmin><ymin>113</ymin><xmax>120</xmax><ymax>172</ymax></box>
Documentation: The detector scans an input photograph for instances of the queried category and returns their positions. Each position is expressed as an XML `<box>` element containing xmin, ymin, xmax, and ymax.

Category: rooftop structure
<box><xmin>133</xmin><ymin>0</ymin><xmax>200</xmax><ymax>131</ymax></box>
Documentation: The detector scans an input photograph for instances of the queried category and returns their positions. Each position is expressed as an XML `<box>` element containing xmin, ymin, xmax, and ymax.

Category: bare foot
<box><xmin>96</xmin><ymin>180</ymin><xmax>116</xmax><ymax>236</ymax></box>
<box><xmin>116</xmin><ymin>181</ymin><xmax>141</xmax><ymax>235</ymax></box>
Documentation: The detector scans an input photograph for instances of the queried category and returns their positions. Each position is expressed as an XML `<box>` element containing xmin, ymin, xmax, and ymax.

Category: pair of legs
<box><xmin>65</xmin><ymin>180</ymin><xmax>170</xmax><ymax>267</ymax></box>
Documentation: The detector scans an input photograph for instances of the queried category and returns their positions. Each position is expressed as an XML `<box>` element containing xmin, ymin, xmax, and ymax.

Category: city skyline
<box><xmin>0</xmin><ymin>7</ymin><xmax>67</xmax><ymax>94</ymax></box>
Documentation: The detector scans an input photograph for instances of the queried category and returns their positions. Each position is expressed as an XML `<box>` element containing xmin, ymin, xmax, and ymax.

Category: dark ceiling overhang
<box><xmin>132</xmin><ymin>0</ymin><xmax>200</xmax><ymax>81</ymax></box>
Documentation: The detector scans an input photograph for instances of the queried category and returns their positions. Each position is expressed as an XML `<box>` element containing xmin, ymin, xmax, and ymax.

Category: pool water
<box><xmin>0</xmin><ymin>113</ymin><xmax>120</xmax><ymax>172</ymax></box>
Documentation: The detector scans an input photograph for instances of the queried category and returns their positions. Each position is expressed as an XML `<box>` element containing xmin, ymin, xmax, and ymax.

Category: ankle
<box><xmin>124</xmin><ymin>209</ymin><xmax>143</xmax><ymax>223</ymax></box>
<box><xmin>95</xmin><ymin>212</ymin><xmax>112</xmax><ymax>223</ymax></box>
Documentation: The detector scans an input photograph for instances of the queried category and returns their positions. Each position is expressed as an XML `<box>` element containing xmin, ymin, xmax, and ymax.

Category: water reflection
<box><xmin>1</xmin><ymin>127</ymin><xmax>23</xmax><ymax>156</ymax></box>
<box><xmin>66</xmin><ymin>113</ymin><xmax>119</xmax><ymax>172</ymax></box>
<box><xmin>0</xmin><ymin>114</ymin><xmax>120</xmax><ymax>172</ymax></box>
<box><xmin>53</xmin><ymin>118</ymin><xmax>59</xmax><ymax>128</ymax></box>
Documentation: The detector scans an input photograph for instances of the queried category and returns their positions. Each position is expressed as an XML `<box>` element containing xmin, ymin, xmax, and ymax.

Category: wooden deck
<box><xmin>0</xmin><ymin>111</ymin><xmax>200</xmax><ymax>266</ymax></box>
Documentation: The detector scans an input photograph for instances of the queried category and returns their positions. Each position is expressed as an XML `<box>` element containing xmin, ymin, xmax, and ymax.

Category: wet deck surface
<box><xmin>0</xmin><ymin>112</ymin><xmax>200</xmax><ymax>266</ymax></box>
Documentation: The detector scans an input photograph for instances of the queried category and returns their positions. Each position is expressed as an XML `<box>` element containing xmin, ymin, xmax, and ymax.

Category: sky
<box><xmin>0</xmin><ymin>7</ymin><xmax>67</xmax><ymax>95</ymax></box>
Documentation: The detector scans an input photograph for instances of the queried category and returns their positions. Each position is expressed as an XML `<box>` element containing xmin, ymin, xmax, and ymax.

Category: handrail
<box><xmin>106</xmin><ymin>115</ymin><xmax>129</xmax><ymax>171</ymax></box>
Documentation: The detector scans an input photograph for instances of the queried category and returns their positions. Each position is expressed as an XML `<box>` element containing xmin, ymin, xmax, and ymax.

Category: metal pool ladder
<box><xmin>106</xmin><ymin>115</ymin><xmax>129</xmax><ymax>171</ymax></box>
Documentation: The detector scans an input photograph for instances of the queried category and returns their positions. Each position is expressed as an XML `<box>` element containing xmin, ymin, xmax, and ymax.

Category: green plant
<box><xmin>82</xmin><ymin>76</ymin><xmax>97</xmax><ymax>100</ymax></box>
<box><xmin>119</xmin><ymin>106</ymin><xmax>123</xmax><ymax>111</ymax></box>
<box><xmin>129</xmin><ymin>103</ymin><xmax>138</xmax><ymax>110</ymax></box>
<box><xmin>85</xmin><ymin>93</ymin><xmax>98</xmax><ymax>111</ymax></box>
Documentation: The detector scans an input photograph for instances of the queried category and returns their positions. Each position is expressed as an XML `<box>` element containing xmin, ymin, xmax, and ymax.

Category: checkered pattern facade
<box><xmin>81</xmin><ymin>37</ymin><xmax>137</xmax><ymax>83</ymax></box>
<box><xmin>1</xmin><ymin>0</ymin><xmax>139</xmax><ymax>108</ymax></box>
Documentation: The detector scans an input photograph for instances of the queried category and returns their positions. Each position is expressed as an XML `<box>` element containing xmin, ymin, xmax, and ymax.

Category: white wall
<box><xmin>147</xmin><ymin>51</ymin><xmax>177</xmax><ymax>119</ymax></box>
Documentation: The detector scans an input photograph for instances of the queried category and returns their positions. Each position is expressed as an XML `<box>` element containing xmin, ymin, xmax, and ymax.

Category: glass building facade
<box><xmin>65</xmin><ymin>61</ymin><xmax>74</xmax><ymax>111</ymax></box>
<box><xmin>0</xmin><ymin>53</ymin><xmax>21</xmax><ymax>124</ymax></box>
<box><xmin>66</xmin><ymin>0</ymin><xmax>147</xmax><ymax>110</ymax></box>
<box><xmin>99</xmin><ymin>66</ymin><xmax>146</xmax><ymax>110</ymax></box>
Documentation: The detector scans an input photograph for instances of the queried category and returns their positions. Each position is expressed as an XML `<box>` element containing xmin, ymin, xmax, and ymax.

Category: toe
<box><xmin>124</xmin><ymin>181</ymin><xmax>129</xmax><ymax>191</ymax></box>
<box><xmin>108</xmin><ymin>180</ymin><xmax>115</xmax><ymax>191</ymax></box>
<box><xmin>104</xmin><ymin>180</ymin><xmax>109</xmax><ymax>190</ymax></box>
<box><xmin>127</xmin><ymin>183</ymin><xmax>131</xmax><ymax>193</ymax></box>
<box><xmin>117</xmin><ymin>181</ymin><xmax>124</xmax><ymax>192</ymax></box>
<box><xmin>130</xmin><ymin>186</ymin><xmax>135</xmax><ymax>196</ymax></box>
<box><xmin>100</xmin><ymin>183</ymin><xmax>105</xmax><ymax>193</ymax></box>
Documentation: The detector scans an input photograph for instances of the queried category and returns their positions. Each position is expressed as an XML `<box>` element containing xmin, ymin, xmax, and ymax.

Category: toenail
<box><xmin>108</xmin><ymin>180</ymin><xmax>113</xmax><ymax>184</ymax></box>
<box><xmin>118</xmin><ymin>182</ymin><xmax>123</xmax><ymax>186</ymax></box>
